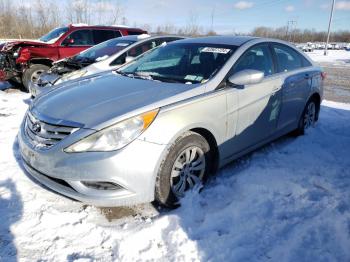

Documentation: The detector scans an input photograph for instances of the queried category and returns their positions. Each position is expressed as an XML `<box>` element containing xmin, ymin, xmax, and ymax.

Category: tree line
<box><xmin>0</xmin><ymin>0</ymin><xmax>349</xmax><ymax>43</ymax></box>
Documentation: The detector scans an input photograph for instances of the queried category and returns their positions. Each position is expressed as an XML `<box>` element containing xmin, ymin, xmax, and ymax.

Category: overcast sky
<box><xmin>116</xmin><ymin>0</ymin><xmax>350</xmax><ymax>33</ymax></box>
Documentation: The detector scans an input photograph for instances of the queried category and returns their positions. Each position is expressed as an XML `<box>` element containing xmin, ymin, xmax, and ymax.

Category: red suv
<box><xmin>0</xmin><ymin>24</ymin><xmax>147</xmax><ymax>90</ymax></box>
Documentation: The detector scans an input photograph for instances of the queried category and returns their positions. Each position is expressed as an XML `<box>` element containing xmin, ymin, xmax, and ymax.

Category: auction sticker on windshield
<box><xmin>201</xmin><ymin>47</ymin><xmax>231</xmax><ymax>54</ymax></box>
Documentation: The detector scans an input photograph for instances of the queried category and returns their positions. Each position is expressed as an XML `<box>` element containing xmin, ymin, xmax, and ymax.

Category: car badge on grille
<box><xmin>32</xmin><ymin>122</ymin><xmax>41</xmax><ymax>133</ymax></box>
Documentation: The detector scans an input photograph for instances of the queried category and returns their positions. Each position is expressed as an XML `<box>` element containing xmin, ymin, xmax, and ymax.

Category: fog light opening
<box><xmin>81</xmin><ymin>181</ymin><xmax>122</xmax><ymax>191</ymax></box>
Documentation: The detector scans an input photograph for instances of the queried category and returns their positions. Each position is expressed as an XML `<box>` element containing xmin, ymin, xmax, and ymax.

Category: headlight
<box><xmin>56</xmin><ymin>69</ymin><xmax>87</xmax><ymax>85</ymax></box>
<box><xmin>64</xmin><ymin>109</ymin><xmax>159</xmax><ymax>153</ymax></box>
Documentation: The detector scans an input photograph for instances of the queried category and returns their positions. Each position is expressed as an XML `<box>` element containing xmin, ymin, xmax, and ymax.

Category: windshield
<box><xmin>40</xmin><ymin>27</ymin><xmax>69</xmax><ymax>43</ymax></box>
<box><xmin>74</xmin><ymin>38</ymin><xmax>136</xmax><ymax>63</ymax></box>
<box><xmin>119</xmin><ymin>43</ymin><xmax>237</xmax><ymax>84</ymax></box>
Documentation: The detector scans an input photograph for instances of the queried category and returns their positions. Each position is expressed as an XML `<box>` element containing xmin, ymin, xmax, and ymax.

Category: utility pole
<box><xmin>210</xmin><ymin>6</ymin><xmax>216</xmax><ymax>32</ymax></box>
<box><xmin>324</xmin><ymin>0</ymin><xmax>336</xmax><ymax>56</ymax></box>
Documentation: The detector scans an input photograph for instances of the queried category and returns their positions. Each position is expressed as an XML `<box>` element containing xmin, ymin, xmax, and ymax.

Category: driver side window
<box><xmin>233</xmin><ymin>44</ymin><xmax>274</xmax><ymax>77</ymax></box>
<box><xmin>62</xmin><ymin>30</ymin><xmax>94</xmax><ymax>46</ymax></box>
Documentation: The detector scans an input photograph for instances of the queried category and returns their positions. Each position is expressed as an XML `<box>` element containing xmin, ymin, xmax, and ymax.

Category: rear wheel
<box><xmin>294</xmin><ymin>98</ymin><xmax>318</xmax><ymax>135</ymax></box>
<box><xmin>155</xmin><ymin>131</ymin><xmax>214</xmax><ymax>207</ymax></box>
<box><xmin>22</xmin><ymin>64</ymin><xmax>50</xmax><ymax>92</ymax></box>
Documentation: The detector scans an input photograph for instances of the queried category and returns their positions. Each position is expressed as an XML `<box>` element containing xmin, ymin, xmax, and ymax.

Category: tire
<box><xmin>155</xmin><ymin>131</ymin><xmax>215</xmax><ymax>207</ymax></box>
<box><xmin>294</xmin><ymin>98</ymin><xmax>318</xmax><ymax>136</ymax></box>
<box><xmin>22</xmin><ymin>64</ymin><xmax>50</xmax><ymax>92</ymax></box>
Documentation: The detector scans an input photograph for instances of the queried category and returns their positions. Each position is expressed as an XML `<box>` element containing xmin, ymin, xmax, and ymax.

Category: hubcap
<box><xmin>170</xmin><ymin>146</ymin><xmax>206</xmax><ymax>198</ymax></box>
<box><xmin>304</xmin><ymin>102</ymin><xmax>316</xmax><ymax>129</ymax></box>
<box><xmin>31</xmin><ymin>70</ymin><xmax>45</xmax><ymax>84</ymax></box>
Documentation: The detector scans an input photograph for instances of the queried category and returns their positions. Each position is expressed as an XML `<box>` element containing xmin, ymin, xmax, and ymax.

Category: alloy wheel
<box><xmin>304</xmin><ymin>101</ymin><xmax>316</xmax><ymax>129</ymax></box>
<box><xmin>170</xmin><ymin>146</ymin><xmax>206</xmax><ymax>198</ymax></box>
<box><xmin>31</xmin><ymin>70</ymin><xmax>45</xmax><ymax>84</ymax></box>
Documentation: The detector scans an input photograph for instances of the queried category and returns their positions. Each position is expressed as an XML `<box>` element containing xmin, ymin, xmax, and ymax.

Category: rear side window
<box><xmin>63</xmin><ymin>30</ymin><xmax>94</xmax><ymax>46</ymax></box>
<box><xmin>301</xmin><ymin>56</ymin><xmax>312</xmax><ymax>67</ymax></box>
<box><xmin>126</xmin><ymin>30</ymin><xmax>143</xmax><ymax>35</ymax></box>
<box><xmin>273</xmin><ymin>44</ymin><xmax>304</xmax><ymax>72</ymax></box>
<box><xmin>93</xmin><ymin>30</ymin><xmax>121</xmax><ymax>44</ymax></box>
<box><xmin>233</xmin><ymin>44</ymin><xmax>274</xmax><ymax>76</ymax></box>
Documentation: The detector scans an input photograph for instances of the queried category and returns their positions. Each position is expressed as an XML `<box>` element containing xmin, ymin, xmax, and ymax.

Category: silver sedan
<box><xmin>18</xmin><ymin>36</ymin><xmax>324</xmax><ymax>207</ymax></box>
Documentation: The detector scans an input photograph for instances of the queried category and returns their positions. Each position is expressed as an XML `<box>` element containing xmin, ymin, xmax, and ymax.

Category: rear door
<box><xmin>272</xmin><ymin>44</ymin><xmax>312</xmax><ymax>130</ymax></box>
<box><xmin>58</xmin><ymin>29</ymin><xmax>94</xmax><ymax>58</ymax></box>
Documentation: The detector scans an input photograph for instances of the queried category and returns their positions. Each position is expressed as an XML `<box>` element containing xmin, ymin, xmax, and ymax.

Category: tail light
<box><xmin>321</xmin><ymin>72</ymin><xmax>327</xmax><ymax>80</ymax></box>
<box><xmin>16</xmin><ymin>48</ymin><xmax>31</xmax><ymax>64</ymax></box>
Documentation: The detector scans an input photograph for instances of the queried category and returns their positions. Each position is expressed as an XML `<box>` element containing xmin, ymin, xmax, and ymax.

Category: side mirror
<box><xmin>125</xmin><ymin>56</ymin><xmax>135</xmax><ymax>63</ymax></box>
<box><xmin>228</xmin><ymin>69</ymin><xmax>264</xmax><ymax>87</ymax></box>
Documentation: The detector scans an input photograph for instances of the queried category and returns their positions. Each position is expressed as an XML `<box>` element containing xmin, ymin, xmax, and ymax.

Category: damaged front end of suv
<box><xmin>0</xmin><ymin>40</ymin><xmax>53</xmax><ymax>88</ymax></box>
<box><xmin>0</xmin><ymin>42</ymin><xmax>28</xmax><ymax>85</ymax></box>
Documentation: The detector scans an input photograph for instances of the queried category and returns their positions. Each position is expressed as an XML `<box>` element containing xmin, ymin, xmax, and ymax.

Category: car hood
<box><xmin>1</xmin><ymin>40</ymin><xmax>49</xmax><ymax>52</ymax></box>
<box><xmin>32</xmin><ymin>72</ymin><xmax>203</xmax><ymax>129</ymax></box>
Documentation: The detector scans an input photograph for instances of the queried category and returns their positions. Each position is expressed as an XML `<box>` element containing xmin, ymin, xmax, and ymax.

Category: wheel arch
<box><xmin>190</xmin><ymin>127</ymin><xmax>220</xmax><ymax>173</ymax></box>
<box><xmin>29</xmin><ymin>58</ymin><xmax>53</xmax><ymax>68</ymax></box>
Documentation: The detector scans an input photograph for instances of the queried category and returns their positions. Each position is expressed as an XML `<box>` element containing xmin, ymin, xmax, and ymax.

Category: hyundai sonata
<box><xmin>18</xmin><ymin>36</ymin><xmax>324</xmax><ymax>207</ymax></box>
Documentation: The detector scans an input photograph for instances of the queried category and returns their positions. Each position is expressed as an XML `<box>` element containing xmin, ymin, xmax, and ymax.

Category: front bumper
<box><xmin>0</xmin><ymin>52</ymin><xmax>18</xmax><ymax>81</ymax></box>
<box><xmin>18</xmin><ymin>115</ymin><xmax>167</xmax><ymax>206</ymax></box>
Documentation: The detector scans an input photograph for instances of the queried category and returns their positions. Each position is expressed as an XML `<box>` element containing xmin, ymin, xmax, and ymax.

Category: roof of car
<box><xmin>173</xmin><ymin>36</ymin><xmax>258</xmax><ymax>46</ymax></box>
<box><xmin>116</xmin><ymin>34</ymin><xmax>186</xmax><ymax>42</ymax></box>
<box><xmin>68</xmin><ymin>24</ymin><xmax>146</xmax><ymax>32</ymax></box>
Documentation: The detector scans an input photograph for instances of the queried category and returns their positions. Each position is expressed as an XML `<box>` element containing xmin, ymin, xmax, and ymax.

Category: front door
<box><xmin>58</xmin><ymin>29</ymin><xmax>94</xmax><ymax>59</ymax></box>
<box><xmin>226</xmin><ymin>44</ymin><xmax>283</xmax><ymax>155</ymax></box>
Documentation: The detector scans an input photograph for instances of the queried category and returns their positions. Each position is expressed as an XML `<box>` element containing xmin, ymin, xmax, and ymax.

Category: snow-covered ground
<box><xmin>307</xmin><ymin>49</ymin><xmax>350</xmax><ymax>65</ymax></box>
<box><xmin>1</xmin><ymin>90</ymin><xmax>350</xmax><ymax>261</ymax></box>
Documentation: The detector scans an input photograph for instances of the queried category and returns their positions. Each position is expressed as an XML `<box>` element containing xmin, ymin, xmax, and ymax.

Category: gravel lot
<box><xmin>320</xmin><ymin>62</ymin><xmax>350</xmax><ymax>103</ymax></box>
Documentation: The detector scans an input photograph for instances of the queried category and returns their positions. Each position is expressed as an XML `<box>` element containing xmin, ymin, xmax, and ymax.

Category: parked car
<box><xmin>0</xmin><ymin>24</ymin><xmax>147</xmax><ymax>90</ymax></box>
<box><xmin>18</xmin><ymin>36</ymin><xmax>324</xmax><ymax>207</ymax></box>
<box><xmin>29</xmin><ymin>35</ymin><xmax>185</xmax><ymax>97</ymax></box>
<box><xmin>297</xmin><ymin>43</ymin><xmax>314</xmax><ymax>52</ymax></box>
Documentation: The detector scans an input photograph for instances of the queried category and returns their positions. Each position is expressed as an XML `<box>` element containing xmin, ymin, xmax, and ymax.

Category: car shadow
<box><xmin>0</xmin><ymin>81</ymin><xmax>12</xmax><ymax>91</ymax></box>
<box><xmin>160</xmin><ymin>104</ymin><xmax>350</xmax><ymax>261</ymax></box>
<box><xmin>0</xmin><ymin>179</ymin><xmax>23</xmax><ymax>261</ymax></box>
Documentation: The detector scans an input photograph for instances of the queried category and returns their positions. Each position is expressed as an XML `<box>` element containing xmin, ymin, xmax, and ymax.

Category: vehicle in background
<box><xmin>297</xmin><ymin>42</ymin><xmax>314</xmax><ymax>52</ymax></box>
<box><xmin>29</xmin><ymin>35</ymin><xmax>185</xmax><ymax>97</ymax></box>
<box><xmin>18</xmin><ymin>36</ymin><xmax>324</xmax><ymax>207</ymax></box>
<box><xmin>330</xmin><ymin>43</ymin><xmax>341</xmax><ymax>50</ymax></box>
<box><xmin>0</xmin><ymin>24</ymin><xmax>147</xmax><ymax>90</ymax></box>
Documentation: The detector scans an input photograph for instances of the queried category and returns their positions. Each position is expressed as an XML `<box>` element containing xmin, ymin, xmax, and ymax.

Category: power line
<box><xmin>286</xmin><ymin>20</ymin><xmax>297</xmax><ymax>42</ymax></box>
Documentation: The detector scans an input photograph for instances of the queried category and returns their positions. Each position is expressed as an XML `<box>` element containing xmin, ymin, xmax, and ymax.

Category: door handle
<box><xmin>304</xmin><ymin>74</ymin><xmax>311</xmax><ymax>80</ymax></box>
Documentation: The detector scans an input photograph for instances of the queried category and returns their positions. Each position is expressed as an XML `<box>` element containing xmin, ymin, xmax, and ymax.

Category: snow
<box><xmin>1</xmin><ymin>90</ymin><xmax>350</xmax><ymax>261</ymax></box>
<box><xmin>307</xmin><ymin>49</ymin><xmax>350</xmax><ymax>65</ymax></box>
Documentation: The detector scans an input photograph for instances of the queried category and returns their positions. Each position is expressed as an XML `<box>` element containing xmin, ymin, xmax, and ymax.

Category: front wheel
<box><xmin>155</xmin><ymin>131</ymin><xmax>214</xmax><ymax>207</ymax></box>
<box><xmin>22</xmin><ymin>64</ymin><xmax>50</xmax><ymax>92</ymax></box>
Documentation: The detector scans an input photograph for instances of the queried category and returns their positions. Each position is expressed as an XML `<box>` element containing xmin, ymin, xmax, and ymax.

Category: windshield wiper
<box><xmin>146</xmin><ymin>74</ymin><xmax>187</xmax><ymax>83</ymax></box>
<box><xmin>114</xmin><ymin>71</ymin><xmax>154</xmax><ymax>81</ymax></box>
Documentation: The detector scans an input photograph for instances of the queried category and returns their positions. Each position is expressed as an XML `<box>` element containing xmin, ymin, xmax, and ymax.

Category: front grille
<box><xmin>25</xmin><ymin>112</ymin><xmax>78</xmax><ymax>149</ymax></box>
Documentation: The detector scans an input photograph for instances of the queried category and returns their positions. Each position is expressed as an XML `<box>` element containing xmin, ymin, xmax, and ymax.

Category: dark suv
<box><xmin>0</xmin><ymin>24</ymin><xmax>147</xmax><ymax>90</ymax></box>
